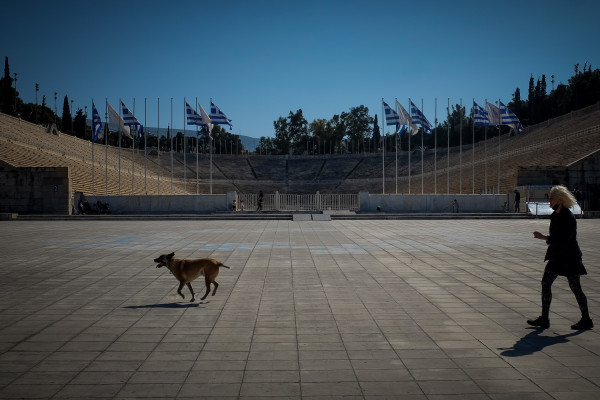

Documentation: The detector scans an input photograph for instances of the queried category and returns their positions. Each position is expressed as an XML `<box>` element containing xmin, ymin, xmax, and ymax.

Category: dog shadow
<box><xmin>499</xmin><ymin>328</ymin><xmax>583</xmax><ymax>357</ymax></box>
<box><xmin>123</xmin><ymin>302</ymin><xmax>206</xmax><ymax>309</ymax></box>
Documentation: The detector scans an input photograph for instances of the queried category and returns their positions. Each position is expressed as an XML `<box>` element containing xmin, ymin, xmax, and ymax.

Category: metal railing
<box><xmin>237</xmin><ymin>192</ymin><xmax>359</xmax><ymax>212</ymax></box>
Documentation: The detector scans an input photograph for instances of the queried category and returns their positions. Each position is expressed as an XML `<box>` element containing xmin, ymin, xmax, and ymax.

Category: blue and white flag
<box><xmin>383</xmin><ymin>101</ymin><xmax>400</xmax><ymax>130</ymax></box>
<box><xmin>500</xmin><ymin>102</ymin><xmax>524</xmax><ymax>133</ymax></box>
<box><xmin>121</xmin><ymin>101</ymin><xmax>143</xmax><ymax>139</ymax></box>
<box><xmin>396</xmin><ymin>100</ymin><xmax>419</xmax><ymax>135</ymax></box>
<box><xmin>485</xmin><ymin>102</ymin><xmax>502</xmax><ymax>126</ymax></box>
<box><xmin>410</xmin><ymin>101</ymin><xmax>432</xmax><ymax>133</ymax></box>
<box><xmin>473</xmin><ymin>101</ymin><xmax>491</xmax><ymax>126</ymax></box>
<box><xmin>92</xmin><ymin>102</ymin><xmax>103</xmax><ymax>142</ymax></box>
<box><xmin>185</xmin><ymin>102</ymin><xmax>202</xmax><ymax>126</ymax></box>
<box><xmin>199</xmin><ymin>104</ymin><xmax>214</xmax><ymax>138</ymax></box>
<box><xmin>108</xmin><ymin>102</ymin><xmax>131</xmax><ymax>139</ymax></box>
<box><xmin>210</xmin><ymin>101</ymin><xmax>232</xmax><ymax>129</ymax></box>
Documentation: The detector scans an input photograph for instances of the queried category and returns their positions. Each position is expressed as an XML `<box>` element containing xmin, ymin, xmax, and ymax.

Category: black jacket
<box><xmin>544</xmin><ymin>207</ymin><xmax>587</xmax><ymax>276</ymax></box>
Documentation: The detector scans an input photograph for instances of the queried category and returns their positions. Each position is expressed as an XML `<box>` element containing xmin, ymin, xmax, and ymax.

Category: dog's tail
<box><xmin>218</xmin><ymin>263</ymin><xmax>231</xmax><ymax>269</ymax></box>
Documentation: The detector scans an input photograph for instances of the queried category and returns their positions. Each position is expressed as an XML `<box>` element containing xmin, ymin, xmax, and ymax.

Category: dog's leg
<box><xmin>186</xmin><ymin>283</ymin><xmax>196</xmax><ymax>302</ymax></box>
<box><xmin>211</xmin><ymin>281</ymin><xmax>219</xmax><ymax>296</ymax></box>
<box><xmin>177</xmin><ymin>282</ymin><xmax>185</xmax><ymax>299</ymax></box>
<box><xmin>200</xmin><ymin>277</ymin><xmax>212</xmax><ymax>300</ymax></box>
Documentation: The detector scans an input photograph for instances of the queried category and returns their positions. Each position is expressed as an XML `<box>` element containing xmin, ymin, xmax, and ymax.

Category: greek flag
<box><xmin>121</xmin><ymin>101</ymin><xmax>142</xmax><ymax>139</ymax></box>
<box><xmin>500</xmin><ymin>102</ymin><xmax>524</xmax><ymax>133</ymax></box>
<box><xmin>199</xmin><ymin>104</ymin><xmax>214</xmax><ymax>138</ymax></box>
<box><xmin>396</xmin><ymin>100</ymin><xmax>419</xmax><ymax>135</ymax></box>
<box><xmin>185</xmin><ymin>102</ymin><xmax>202</xmax><ymax>126</ymax></box>
<box><xmin>473</xmin><ymin>101</ymin><xmax>491</xmax><ymax>126</ymax></box>
<box><xmin>210</xmin><ymin>101</ymin><xmax>232</xmax><ymax>128</ymax></box>
<box><xmin>92</xmin><ymin>102</ymin><xmax>103</xmax><ymax>142</ymax></box>
<box><xmin>108</xmin><ymin>102</ymin><xmax>131</xmax><ymax>139</ymax></box>
<box><xmin>485</xmin><ymin>102</ymin><xmax>502</xmax><ymax>126</ymax></box>
<box><xmin>410</xmin><ymin>101</ymin><xmax>432</xmax><ymax>133</ymax></box>
<box><xmin>383</xmin><ymin>101</ymin><xmax>400</xmax><ymax>128</ymax></box>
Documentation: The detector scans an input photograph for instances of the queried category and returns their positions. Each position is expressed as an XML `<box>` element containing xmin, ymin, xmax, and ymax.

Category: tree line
<box><xmin>2</xmin><ymin>55</ymin><xmax>599</xmax><ymax>156</ymax></box>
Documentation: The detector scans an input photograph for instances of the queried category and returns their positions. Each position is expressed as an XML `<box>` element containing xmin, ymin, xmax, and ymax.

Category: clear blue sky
<box><xmin>2</xmin><ymin>0</ymin><xmax>599</xmax><ymax>139</ymax></box>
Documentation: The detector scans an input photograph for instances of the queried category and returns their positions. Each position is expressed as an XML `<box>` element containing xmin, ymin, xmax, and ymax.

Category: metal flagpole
<box><xmin>144</xmin><ymin>98</ymin><xmax>147</xmax><ymax>194</ymax></box>
<box><xmin>459</xmin><ymin>98</ymin><xmax>463</xmax><ymax>194</ymax></box>
<box><xmin>497</xmin><ymin>98</ymin><xmax>501</xmax><ymax>194</ymax></box>
<box><xmin>209</xmin><ymin>99</ymin><xmax>213</xmax><ymax>194</ymax></box>
<box><xmin>447</xmin><ymin>98</ymin><xmax>450</xmax><ymax>194</ymax></box>
<box><xmin>434</xmin><ymin>98</ymin><xmax>437</xmax><ymax>194</ymax></box>
<box><xmin>157</xmin><ymin>98</ymin><xmax>161</xmax><ymax>195</ymax></box>
<box><xmin>132</xmin><ymin>98</ymin><xmax>136</xmax><ymax>194</ymax></box>
<box><xmin>91</xmin><ymin>100</ymin><xmax>95</xmax><ymax>196</ymax></box>
<box><xmin>472</xmin><ymin>99</ymin><xmax>475</xmax><ymax>194</ymax></box>
<box><xmin>421</xmin><ymin>99</ymin><xmax>424</xmax><ymax>194</ymax></box>
<box><xmin>394</xmin><ymin>99</ymin><xmax>398</xmax><ymax>194</ymax></box>
<box><xmin>170</xmin><ymin>98</ymin><xmax>173</xmax><ymax>194</ymax></box>
<box><xmin>183</xmin><ymin>98</ymin><xmax>186</xmax><ymax>193</ymax></box>
<box><xmin>195</xmin><ymin>97</ymin><xmax>199</xmax><ymax>195</ymax></box>
<box><xmin>484</xmin><ymin>99</ymin><xmax>488</xmax><ymax>192</ymax></box>
<box><xmin>408</xmin><ymin>98</ymin><xmax>411</xmax><ymax>194</ymax></box>
<box><xmin>105</xmin><ymin>99</ymin><xmax>108</xmax><ymax>195</ymax></box>
<box><xmin>381</xmin><ymin>98</ymin><xmax>385</xmax><ymax>194</ymax></box>
<box><xmin>118</xmin><ymin>99</ymin><xmax>122</xmax><ymax>195</ymax></box>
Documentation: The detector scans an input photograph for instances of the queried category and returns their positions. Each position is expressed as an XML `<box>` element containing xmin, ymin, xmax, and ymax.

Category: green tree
<box><xmin>273</xmin><ymin>116</ymin><xmax>291</xmax><ymax>155</ymax></box>
<box><xmin>371</xmin><ymin>114</ymin><xmax>380</xmax><ymax>152</ymax></box>
<box><xmin>73</xmin><ymin>108</ymin><xmax>87</xmax><ymax>138</ymax></box>
<box><xmin>61</xmin><ymin>95</ymin><xmax>73</xmax><ymax>134</ymax></box>
<box><xmin>342</xmin><ymin>105</ymin><xmax>373</xmax><ymax>147</ymax></box>
<box><xmin>0</xmin><ymin>56</ymin><xmax>16</xmax><ymax>115</ymax></box>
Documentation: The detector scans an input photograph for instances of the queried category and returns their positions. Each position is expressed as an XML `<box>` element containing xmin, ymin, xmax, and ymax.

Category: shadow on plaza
<box><xmin>123</xmin><ymin>302</ymin><xmax>204</xmax><ymax>309</ymax></box>
<box><xmin>499</xmin><ymin>328</ymin><xmax>584</xmax><ymax>357</ymax></box>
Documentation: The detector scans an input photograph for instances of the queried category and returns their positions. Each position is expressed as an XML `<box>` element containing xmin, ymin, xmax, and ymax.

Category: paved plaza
<box><xmin>0</xmin><ymin>218</ymin><xmax>599</xmax><ymax>399</ymax></box>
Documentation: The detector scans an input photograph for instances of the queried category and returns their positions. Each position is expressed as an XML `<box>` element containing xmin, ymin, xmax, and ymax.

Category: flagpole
<box><xmin>459</xmin><ymin>98</ymin><xmax>463</xmax><ymax>194</ymax></box>
<box><xmin>497</xmin><ymin>98</ymin><xmax>501</xmax><ymax>194</ymax></box>
<box><xmin>170</xmin><ymin>98</ymin><xmax>173</xmax><ymax>195</ymax></box>
<box><xmin>447</xmin><ymin>98</ymin><xmax>450</xmax><ymax>194</ymax></box>
<box><xmin>394</xmin><ymin>98</ymin><xmax>398</xmax><ymax>194</ymax></box>
<box><xmin>434</xmin><ymin>98</ymin><xmax>437</xmax><ymax>194</ymax></box>
<box><xmin>105</xmin><ymin>99</ymin><xmax>108</xmax><ymax>195</ymax></box>
<box><xmin>472</xmin><ymin>99</ymin><xmax>475</xmax><ymax>194</ymax></box>
<box><xmin>421</xmin><ymin>99</ymin><xmax>424</xmax><ymax>194</ymax></box>
<box><xmin>144</xmin><ymin>97</ymin><xmax>147</xmax><ymax>194</ymax></box>
<box><xmin>132</xmin><ymin>98</ymin><xmax>135</xmax><ymax>195</ymax></box>
<box><xmin>484</xmin><ymin>98</ymin><xmax>488</xmax><ymax>192</ymax></box>
<box><xmin>183</xmin><ymin>97</ymin><xmax>187</xmax><ymax>194</ymax></box>
<box><xmin>118</xmin><ymin>99</ymin><xmax>122</xmax><ymax>195</ymax></box>
<box><xmin>381</xmin><ymin>98</ymin><xmax>385</xmax><ymax>194</ymax></box>
<box><xmin>91</xmin><ymin>100</ymin><xmax>95</xmax><ymax>196</ymax></box>
<box><xmin>157</xmin><ymin>97</ymin><xmax>160</xmax><ymax>195</ymax></box>
<box><xmin>408</xmin><ymin>98</ymin><xmax>411</xmax><ymax>194</ymax></box>
<box><xmin>195</xmin><ymin>97</ymin><xmax>199</xmax><ymax>195</ymax></box>
<box><xmin>209</xmin><ymin>99</ymin><xmax>213</xmax><ymax>195</ymax></box>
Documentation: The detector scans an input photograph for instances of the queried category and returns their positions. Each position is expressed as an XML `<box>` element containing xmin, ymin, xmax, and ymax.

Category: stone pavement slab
<box><xmin>0</xmin><ymin>219</ymin><xmax>599</xmax><ymax>399</ymax></box>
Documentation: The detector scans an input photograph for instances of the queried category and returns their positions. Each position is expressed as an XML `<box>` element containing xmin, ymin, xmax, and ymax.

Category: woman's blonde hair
<box><xmin>549</xmin><ymin>185</ymin><xmax>577</xmax><ymax>208</ymax></box>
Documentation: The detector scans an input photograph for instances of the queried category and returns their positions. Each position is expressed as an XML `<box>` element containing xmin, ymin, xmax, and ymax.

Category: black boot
<box><xmin>527</xmin><ymin>316</ymin><xmax>549</xmax><ymax>329</ymax></box>
<box><xmin>571</xmin><ymin>317</ymin><xmax>593</xmax><ymax>330</ymax></box>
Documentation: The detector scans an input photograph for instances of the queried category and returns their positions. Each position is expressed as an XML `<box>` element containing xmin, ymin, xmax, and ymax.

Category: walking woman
<box><xmin>527</xmin><ymin>185</ymin><xmax>593</xmax><ymax>330</ymax></box>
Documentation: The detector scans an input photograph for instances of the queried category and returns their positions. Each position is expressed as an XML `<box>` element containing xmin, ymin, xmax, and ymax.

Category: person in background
<box><xmin>514</xmin><ymin>189</ymin><xmax>521</xmax><ymax>213</ymax></box>
<box><xmin>257</xmin><ymin>191</ymin><xmax>263</xmax><ymax>211</ymax></box>
<box><xmin>527</xmin><ymin>185</ymin><xmax>593</xmax><ymax>330</ymax></box>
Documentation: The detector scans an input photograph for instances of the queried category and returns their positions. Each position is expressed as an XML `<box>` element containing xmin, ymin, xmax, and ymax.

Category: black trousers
<box><xmin>541</xmin><ymin>270</ymin><xmax>589</xmax><ymax>319</ymax></box>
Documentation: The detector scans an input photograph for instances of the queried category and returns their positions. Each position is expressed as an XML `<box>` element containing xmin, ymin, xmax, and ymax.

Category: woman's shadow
<box><xmin>500</xmin><ymin>328</ymin><xmax>584</xmax><ymax>357</ymax></box>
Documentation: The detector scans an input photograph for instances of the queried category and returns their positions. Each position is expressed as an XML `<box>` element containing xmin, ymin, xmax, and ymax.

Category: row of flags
<box><xmin>91</xmin><ymin>100</ymin><xmax>233</xmax><ymax>143</ymax></box>
<box><xmin>383</xmin><ymin>99</ymin><xmax>524</xmax><ymax>135</ymax></box>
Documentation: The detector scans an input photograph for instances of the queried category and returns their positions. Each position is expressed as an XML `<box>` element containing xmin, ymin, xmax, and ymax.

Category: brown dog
<box><xmin>154</xmin><ymin>252</ymin><xmax>230</xmax><ymax>301</ymax></box>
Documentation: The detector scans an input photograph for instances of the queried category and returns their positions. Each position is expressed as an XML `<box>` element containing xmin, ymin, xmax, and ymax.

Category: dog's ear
<box><xmin>167</xmin><ymin>252</ymin><xmax>175</xmax><ymax>259</ymax></box>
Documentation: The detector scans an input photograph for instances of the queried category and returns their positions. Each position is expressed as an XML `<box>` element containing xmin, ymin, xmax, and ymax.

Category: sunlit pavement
<box><xmin>1</xmin><ymin>219</ymin><xmax>599</xmax><ymax>399</ymax></box>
